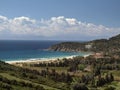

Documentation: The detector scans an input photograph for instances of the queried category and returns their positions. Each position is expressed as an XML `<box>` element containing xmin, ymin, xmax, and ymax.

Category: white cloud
<box><xmin>0</xmin><ymin>15</ymin><xmax>120</xmax><ymax>40</ymax></box>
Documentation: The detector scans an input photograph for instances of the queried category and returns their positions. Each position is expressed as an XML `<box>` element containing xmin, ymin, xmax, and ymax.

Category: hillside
<box><xmin>48</xmin><ymin>42</ymin><xmax>85</xmax><ymax>52</ymax></box>
<box><xmin>0</xmin><ymin>61</ymin><xmax>61</xmax><ymax>90</ymax></box>
<box><xmin>48</xmin><ymin>34</ymin><xmax>120</xmax><ymax>54</ymax></box>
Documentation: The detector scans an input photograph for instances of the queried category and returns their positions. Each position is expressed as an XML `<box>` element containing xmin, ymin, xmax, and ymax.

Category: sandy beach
<box><xmin>6</xmin><ymin>53</ymin><xmax>93</xmax><ymax>65</ymax></box>
<box><xmin>6</xmin><ymin>55</ymin><xmax>77</xmax><ymax>64</ymax></box>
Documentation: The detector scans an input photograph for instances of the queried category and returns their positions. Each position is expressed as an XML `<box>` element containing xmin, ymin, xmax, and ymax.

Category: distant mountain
<box><xmin>48</xmin><ymin>34</ymin><xmax>120</xmax><ymax>54</ymax></box>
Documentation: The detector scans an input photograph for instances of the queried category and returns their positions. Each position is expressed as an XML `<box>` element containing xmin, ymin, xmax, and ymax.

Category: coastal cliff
<box><xmin>48</xmin><ymin>34</ymin><xmax>120</xmax><ymax>53</ymax></box>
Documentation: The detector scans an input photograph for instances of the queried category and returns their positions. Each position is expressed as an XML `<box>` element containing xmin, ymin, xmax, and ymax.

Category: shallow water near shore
<box><xmin>0</xmin><ymin>40</ymin><xmax>90</xmax><ymax>62</ymax></box>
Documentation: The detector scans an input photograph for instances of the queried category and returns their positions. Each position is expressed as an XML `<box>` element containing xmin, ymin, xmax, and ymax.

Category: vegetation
<box><xmin>1</xmin><ymin>34</ymin><xmax>120</xmax><ymax>89</ymax></box>
<box><xmin>18</xmin><ymin>53</ymin><xmax>120</xmax><ymax>90</ymax></box>
<box><xmin>0</xmin><ymin>61</ymin><xmax>59</xmax><ymax>90</ymax></box>
<box><xmin>48</xmin><ymin>34</ymin><xmax>120</xmax><ymax>54</ymax></box>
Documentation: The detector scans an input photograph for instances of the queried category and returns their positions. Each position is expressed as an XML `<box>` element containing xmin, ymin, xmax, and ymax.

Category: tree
<box><xmin>105</xmin><ymin>73</ymin><xmax>109</xmax><ymax>83</ymax></box>
<box><xmin>66</xmin><ymin>73</ymin><xmax>72</xmax><ymax>83</ymax></box>
<box><xmin>104</xmin><ymin>86</ymin><xmax>115</xmax><ymax>90</ymax></box>
<box><xmin>81</xmin><ymin>75</ymin><xmax>86</xmax><ymax>83</ymax></box>
<box><xmin>94</xmin><ymin>66</ymin><xmax>101</xmax><ymax>76</ymax></box>
<box><xmin>105</xmin><ymin>73</ymin><xmax>114</xmax><ymax>83</ymax></box>
<box><xmin>21</xmin><ymin>72</ymin><xmax>27</xmax><ymax>77</ymax></box>
<box><xmin>73</xmin><ymin>83</ymin><xmax>89</xmax><ymax>90</ymax></box>
<box><xmin>91</xmin><ymin>78</ymin><xmax>95</xmax><ymax>87</ymax></box>
<box><xmin>109</xmin><ymin>73</ymin><xmax>114</xmax><ymax>82</ymax></box>
<box><xmin>96</xmin><ymin>75</ymin><xmax>106</xmax><ymax>86</ymax></box>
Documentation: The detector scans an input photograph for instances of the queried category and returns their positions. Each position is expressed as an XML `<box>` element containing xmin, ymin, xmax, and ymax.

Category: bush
<box><xmin>104</xmin><ymin>86</ymin><xmax>115</xmax><ymax>90</ymax></box>
<box><xmin>73</xmin><ymin>83</ymin><xmax>89</xmax><ymax>90</ymax></box>
<box><xmin>78</xmin><ymin>64</ymin><xmax>85</xmax><ymax>71</ymax></box>
<box><xmin>0</xmin><ymin>82</ymin><xmax>12</xmax><ymax>90</ymax></box>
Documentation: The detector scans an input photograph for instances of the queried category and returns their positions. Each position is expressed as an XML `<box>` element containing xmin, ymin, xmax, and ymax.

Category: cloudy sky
<box><xmin>0</xmin><ymin>0</ymin><xmax>120</xmax><ymax>41</ymax></box>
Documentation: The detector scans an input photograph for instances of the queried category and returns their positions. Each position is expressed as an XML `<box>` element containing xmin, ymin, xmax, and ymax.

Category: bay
<box><xmin>0</xmin><ymin>40</ymin><xmax>89</xmax><ymax>62</ymax></box>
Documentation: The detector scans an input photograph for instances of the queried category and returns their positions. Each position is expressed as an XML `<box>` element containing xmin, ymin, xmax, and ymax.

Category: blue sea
<box><xmin>0</xmin><ymin>40</ymin><xmax>89</xmax><ymax>62</ymax></box>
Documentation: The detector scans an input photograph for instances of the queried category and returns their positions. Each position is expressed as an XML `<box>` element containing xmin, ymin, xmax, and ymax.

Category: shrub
<box><xmin>73</xmin><ymin>83</ymin><xmax>89</xmax><ymax>90</ymax></box>
<box><xmin>104</xmin><ymin>86</ymin><xmax>115</xmax><ymax>90</ymax></box>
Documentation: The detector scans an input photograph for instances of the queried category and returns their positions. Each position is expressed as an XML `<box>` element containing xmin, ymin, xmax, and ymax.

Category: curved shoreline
<box><xmin>5</xmin><ymin>55</ymin><xmax>75</xmax><ymax>64</ymax></box>
<box><xmin>6</xmin><ymin>54</ymin><xmax>92</xmax><ymax>64</ymax></box>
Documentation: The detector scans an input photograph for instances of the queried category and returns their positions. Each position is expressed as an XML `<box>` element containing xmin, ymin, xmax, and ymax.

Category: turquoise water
<box><xmin>0</xmin><ymin>40</ymin><xmax>89</xmax><ymax>62</ymax></box>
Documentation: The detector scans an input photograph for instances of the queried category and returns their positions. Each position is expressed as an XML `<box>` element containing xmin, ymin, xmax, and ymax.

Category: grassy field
<box><xmin>23</xmin><ymin>66</ymin><xmax>69</xmax><ymax>74</ymax></box>
<box><xmin>0</xmin><ymin>72</ymin><xmax>60</xmax><ymax>90</ymax></box>
<box><xmin>22</xmin><ymin>64</ymin><xmax>120</xmax><ymax>90</ymax></box>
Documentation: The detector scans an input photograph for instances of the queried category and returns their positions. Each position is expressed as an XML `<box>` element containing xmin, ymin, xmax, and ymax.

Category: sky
<box><xmin>0</xmin><ymin>0</ymin><xmax>120</xmax><ymax>41</ymax></box>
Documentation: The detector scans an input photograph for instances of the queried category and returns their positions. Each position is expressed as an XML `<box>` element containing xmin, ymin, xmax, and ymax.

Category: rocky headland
<box><xmin>48</xmin><ymin>34</ymin><xmax>120</xmax><ymax>56</ymax></box>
